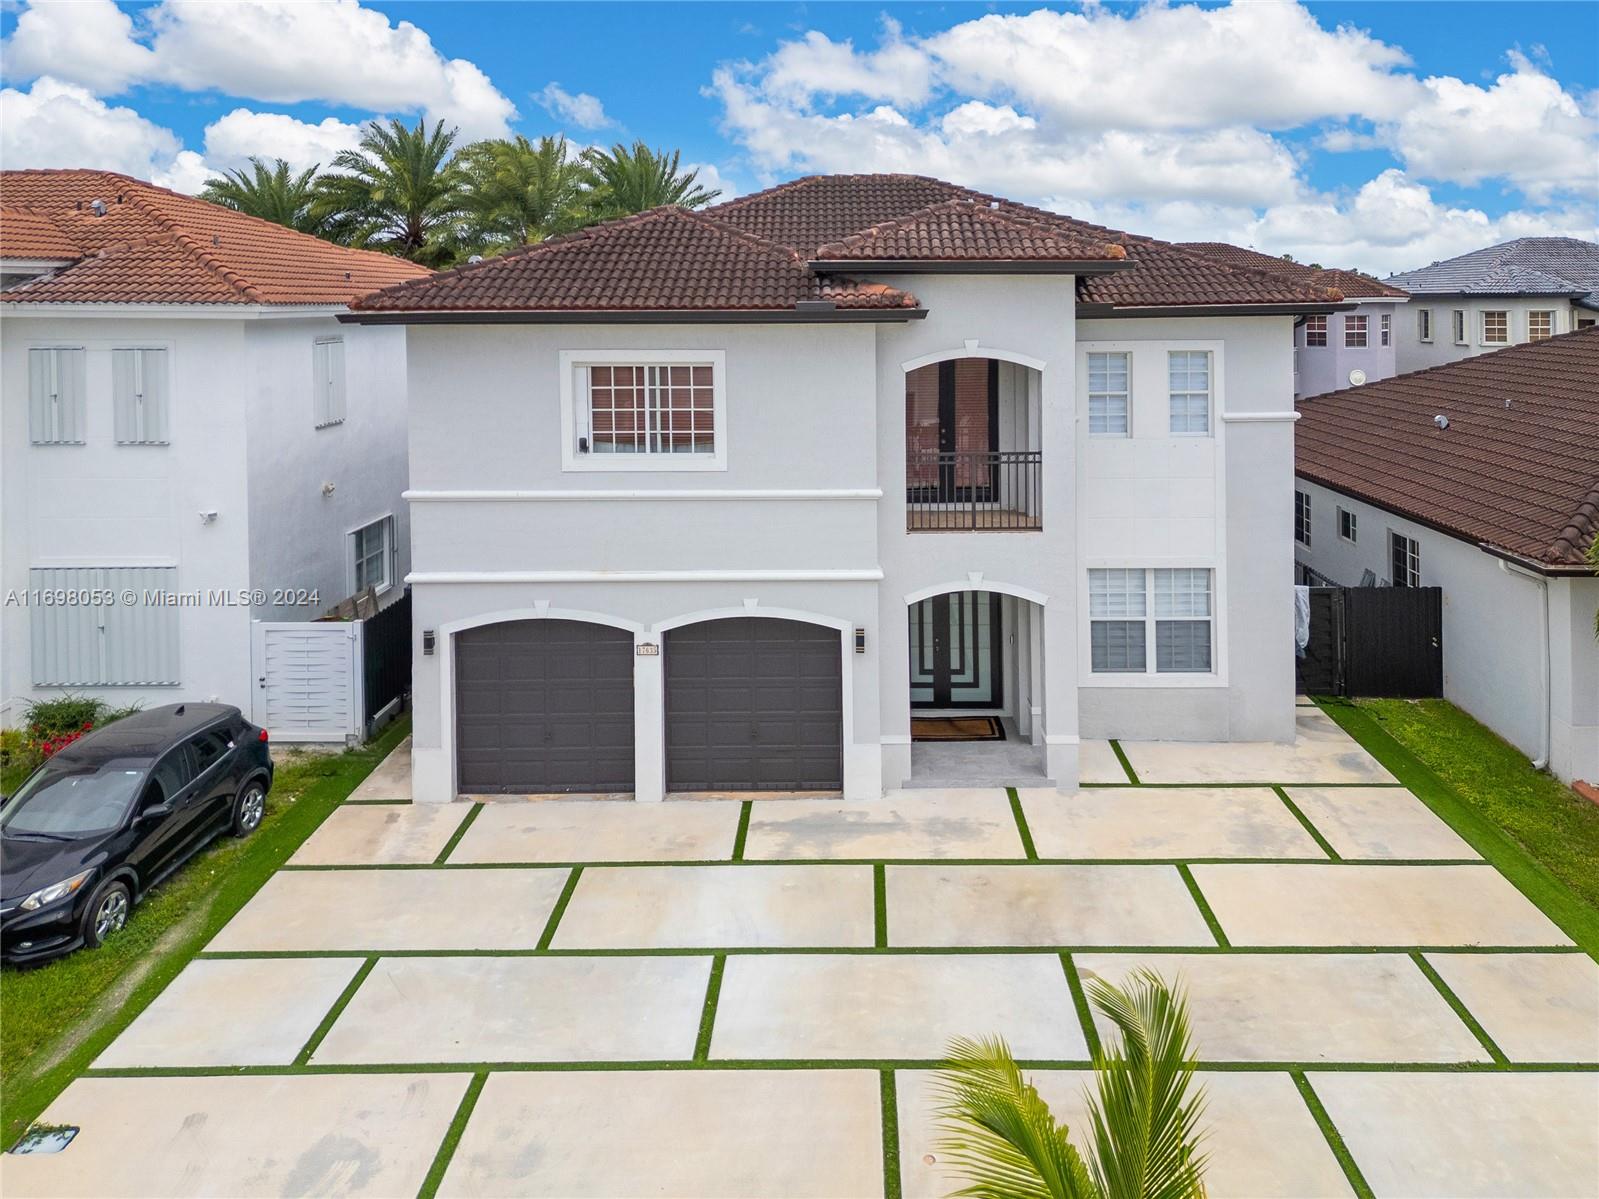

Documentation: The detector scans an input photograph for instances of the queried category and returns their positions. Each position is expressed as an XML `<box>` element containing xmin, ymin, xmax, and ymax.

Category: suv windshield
<box><xmin>1</xmin><ymin>758</ymin><xmax>150</xmax><ymax>837</ymax></box>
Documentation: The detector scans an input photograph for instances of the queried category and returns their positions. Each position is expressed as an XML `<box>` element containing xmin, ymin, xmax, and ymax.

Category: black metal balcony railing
<box><xmin>906</xmin><ymin>450</ymin><xmax>1042</xmax><ymax>531</ymax></box>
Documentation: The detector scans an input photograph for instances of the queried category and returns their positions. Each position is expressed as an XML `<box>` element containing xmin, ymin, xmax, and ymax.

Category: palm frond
<box><xmin>1082</xmin><ymin>970</ymin><xmax>1209</xmax><ymax>1199</ymax></box>
<box><xmin>934</xmin><ymin>1035</ymin><xmax>1100</xmax><ymax>1199</ymax></box>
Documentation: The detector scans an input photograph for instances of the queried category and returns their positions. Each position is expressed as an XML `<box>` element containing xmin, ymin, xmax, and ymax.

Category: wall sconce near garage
<box><xmin>854</xmin><ymin>627</ymin><xmax>867</xmax><ymax>654</ymax></box>
<box><xmin>422</xmin><ymin>629</ymin><xmax>435</xmax><ymax>655</ymax></box>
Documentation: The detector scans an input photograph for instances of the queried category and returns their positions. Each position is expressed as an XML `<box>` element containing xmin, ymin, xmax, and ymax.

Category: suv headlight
<box><xmin>18</xmin><ymin>869</ymin><xmax>94</xmax><ymax>912</ymax></box>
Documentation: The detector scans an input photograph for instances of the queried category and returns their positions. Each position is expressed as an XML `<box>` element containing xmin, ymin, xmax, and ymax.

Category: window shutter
<box><xmin>29</xmin><ymin>565</ymin><xmax>180</xmax><ymax>685</ymax></box>
<box><xmin>29</xmin><ymin>348</ymin><xmax>86</xmax><ymax>444</ymax></box>
<box><xmin>112</xmin><ymin>349</ymin><xmax>170</xmax><ymax>444</ymax></box>
<box><xmin>312</xmin><ymin>339</ymin><xmax>330</xmax><ymax>426</ymax></box>
<box><xmin>314</xmin><ymin>338</ymin><xmax>346</xmax><ymax>427</ymax></box>
<box><xmin>329</xmin><ymin>339</ymin><xmax>347</xmax><ymax>424</ymax></box>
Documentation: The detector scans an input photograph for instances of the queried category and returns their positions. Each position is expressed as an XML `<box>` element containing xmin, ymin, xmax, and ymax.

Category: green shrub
<box><xmin>21</xmin><ymin>696</ymin><xmax>142</xmax><ymax>760</ymax></box>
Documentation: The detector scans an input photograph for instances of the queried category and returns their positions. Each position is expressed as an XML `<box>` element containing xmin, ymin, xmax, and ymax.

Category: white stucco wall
<box><xmin>1293</xmin><ymin>477</ymin><xmax>1599</xmax><ymax>784</ymax></box>
<box><xmin>1394</xmin><ymin>298</ymin><xmax>1582</xmax><ymax>374</ymax></box>
<box><xmin>1294</xmin><ymin>300</ymin><xmax>1404</xmax><ymax>399</ymax></box>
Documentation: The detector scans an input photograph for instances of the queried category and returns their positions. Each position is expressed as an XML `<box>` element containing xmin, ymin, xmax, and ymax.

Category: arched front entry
<box><xmin>664</xmin><ymin>617</ymin><xmax>843</xmax><ymax>792</ymax></box>
<box><xmin>455</xmin><ymin>619</ymin><xmax>635</xmax><ymax>793</ymax></box>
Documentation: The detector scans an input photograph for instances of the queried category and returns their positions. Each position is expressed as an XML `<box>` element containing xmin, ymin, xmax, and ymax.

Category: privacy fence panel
<box><xmin>1296</xmin><ymin>585</ymin><xmax>1442</xmax><ymax>699</ymax></box>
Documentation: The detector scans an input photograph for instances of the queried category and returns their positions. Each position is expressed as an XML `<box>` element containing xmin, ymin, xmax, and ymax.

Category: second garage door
<box><xmin>665</xmin><ymin>617</ymin><xmax>843</xmax><ymax>792</ymax></box>
<box><xmin>456</xmin><ymin>619</ymin><xmax>634</xmax><ymax>794</ymax></box>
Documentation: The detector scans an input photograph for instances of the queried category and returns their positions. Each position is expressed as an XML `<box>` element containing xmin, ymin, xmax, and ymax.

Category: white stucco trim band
<box><xmin>407</xmin><ymin>569</ymin><xmax>885</xmax><ymax>584</ymax></box>
<box><xmin>404</xmin><ymin>488</ymin><xmax>883</xmax><ymax>502</ymax></box>
<box><xmin>1221</xmin><ymin>411</ymin><xmax>1301</xmax><ymax>422</ymax></box>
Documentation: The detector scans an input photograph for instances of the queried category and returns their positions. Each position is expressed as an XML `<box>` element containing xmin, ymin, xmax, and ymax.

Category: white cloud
<box><xmin>757</xmin><ymin>17</ymin><xmax>933</xmax><ymax>109</ymax></box>
<box><xmin>0</xmin><ymin>75</ymin><xmax>192</xmax><ymax>185</ymax></box>
<box><xmin>202</xmin><ymin>109</ymin><xmax>363</xmax><ymax>174</ymax></box>
<box><xmin>1</xmin><ymin>0</ymin><xmax>517</xmax><ymax>139</ymax></box>
<box><xmin>684</xmin><ymin>161</ymin><xmax>738</xmax><ymax>202</ymax></box>
<box><xmin>535</xmin><ymin>82</ymin><xmax>611</xmax><ymax>130</ymax></box>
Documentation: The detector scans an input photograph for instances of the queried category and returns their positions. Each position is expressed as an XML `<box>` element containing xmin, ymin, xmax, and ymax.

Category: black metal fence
<box><xmin>362</xmin><ymin>587</ymin><xmax>412</xmax><ymax>733</ymax></box>
<box><xmin>906</xmin><ymin>450</ymin><xmax>1042</xmax><ymax>531</ymax></box>
<box><xmin>1297</xmin><ymin>585</ymin><xmax>1443</xmax><ymax>698</ymax></box>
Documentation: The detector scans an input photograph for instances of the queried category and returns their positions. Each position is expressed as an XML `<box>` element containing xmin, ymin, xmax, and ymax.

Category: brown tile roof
<box><xmin>0</xmin><ymin>169</ymin><xmax>427</xmax><ymax>305</ymax></box>
<box><xmin>1296</xmin><ymin>327</ymin><xmax>1599</xmax><ymax>570</ymax></box>
<box><xmin>1180</xmin><ymin>242</ymin><xmax>1408</xmax><ymax>299</ymax></box>
<box><xmin>0</xmin><ymin>206</ymin><xmax>83</xmax><ymax>258</ymax></box>
<box><xmin>353</xmin><ymin>172</ymin><xmax>1339</xmax><ymax>318</ymax></box>
<box><xmin>811</xmin><ymin>199</ymin><xmax>1125</xmax><ymax>265</ymax></box>
<box><xmin>352</xmin><ymin>204</ymin><xmax>919</xmax><ymax>313</ymax></box>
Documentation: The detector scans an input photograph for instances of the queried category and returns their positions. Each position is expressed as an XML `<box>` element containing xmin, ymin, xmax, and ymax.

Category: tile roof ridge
<box><xmin>1156</xmin><ymin>239</ymin><xmax>1345</xmax><ymax>302</ymax></box>
<box><xmin>812</xmin><ymin>196</ymin><xmax>1125</xmax><ymax>260</ymax></box>
<box><xmin>128</xmin><ymin>229</ymin><xmax>260</xmax><ymax>302</ymax></box>
<box><xmin>669</xmin><ymin>204</ymin><xmax>806</xmax><ymax>264</ymax></box>
<box><xmin>706</xmin><ymin>172</ymin><xmax>965</xmax><ymax>215</ymax></box>
<box><xmin>1550</xmin><ymin>479</ymin><xmax>1599</xmax><ymax>564</ymax></box>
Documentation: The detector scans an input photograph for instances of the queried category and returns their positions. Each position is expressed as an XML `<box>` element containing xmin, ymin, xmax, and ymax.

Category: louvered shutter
<box><xmin>29</xmin><ymin>348</ymin><xmax>86</xmax><ymax>444</ymax></box>
<box><xmin>113</xmin><ymin>348</ymin><xmax>170</xmax><ymax>444</ymax></box>
<box><xmin>313</xmin><ymin>338</ymin><xmax>345</xmax><ymax>427</ymax></box>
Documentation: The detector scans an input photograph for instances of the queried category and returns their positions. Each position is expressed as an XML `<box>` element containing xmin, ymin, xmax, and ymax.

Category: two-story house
<box><xmin>344</xmin><ymin>174</ymin><xmax>1344</xmax><ymax>801</ymax></box>
<box><xmin>1179</xmin><ymin>243</ymin><xmax>1409</xmax><ymax>400</ymax></box>
<box><xmin>1386</xmin><ymin>237</ymin><xmax>1599</xmax><ymax>374</ymax></box>
<box><xmin>0</xmin><ymin>170</ymin><xmax>427</xmax><ymax>728</ymax></box>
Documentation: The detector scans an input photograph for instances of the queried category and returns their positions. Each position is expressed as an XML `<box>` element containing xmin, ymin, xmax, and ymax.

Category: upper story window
<box><xmin>1481</xmin><ymin>311</ymin><xmax>1509</xmax><ymax>345</ymax></box>
<box><xmin>1087</xmin><ymin>351</ymin><xmax>1130</xmax><ymax>437</ymax></box>
<box><xmin>561</xmin><ymin>350</ymin><xmax>727</xmax><ymax>472</ymax></box>
<box><xmin>1390</xmin><ymin>531</ymin><xmax>1420</xmax><ymax>588</ymax></box>
<box><xmin>312</xmin><ymin>337</ymin><xmax>346</xmax><ymax>428</ymax></box>
<box><xmin>1338</xmin><ymin>507</ymin><xmax>1358</xmax><ymax>543</ymax></box>
<box><xmin>1452</xmin><ymin>310</ymin><xmax>1467</xmax><ymax>345</ymax></box>
<box><xmin>1528</xmin><ymin>310</ymin><xmax>1555</xmax><ymax>341</ymax></box>
<box><xmin>1380</xmin><ymin>314</ymin><xmax>1391</xmax><ymax>346</ymax></box>
<box><xmin>28</xmin><ymin>347</ymin><xmax>87</xmax><ymax>445</ymax></box>
<box><xmin>1295</xmin><ymin>490</ymin><xmax>1311</xmax><ymax>546</ymax></box>
<box><xmin>1088</xmin><ymin>567</ymin><xmax>1214</xmax><ymax>675</ymax></box>
<box><xmin>1418</xmin><ymin>309</ymin><xmax>1433</xmax><ymax>343</ymax></box>
<box><xmin>1304</xmin><ymin>315</ymin><xmax>1328</xmax><ymax>347</ymax></box>
<box><xmin>1167</xmin><ymin>351</ymin><xmax>1211</xmax><ymax>435</ymax></box>
<box><xmin>1578</xmin><ymin>316</ymin><xmax>1596</xmax><ymax>330</ymax></box>
<box><xmin>1344</xmin><ymin>315</ymin><xmax>1368</xmax><ymax>348</ymax></box>
<box><xmin>112</xmin><ymin>348</ymin><xmax>170</xmax><ymax>445</ymax></box>
<box><xmin>351</xmin><ymin>515</ymin><xmax>394</xmax><ymax>594</ymax></box>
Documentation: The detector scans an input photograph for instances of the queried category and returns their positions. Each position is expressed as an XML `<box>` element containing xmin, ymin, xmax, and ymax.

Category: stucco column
<box><xmin>633</xmin><ymin>637</ymin><xmax>665</xmax><ymax>802</ymax></box>
<box><xmin>410</xmin><ymin>609</ymin><xmax>451</xmax><ymax>803</ymax></box>
<box><xmin>1042</xmin><ymin>599</ymin><xmax>1081</xmax><ymax>791</ymax></box>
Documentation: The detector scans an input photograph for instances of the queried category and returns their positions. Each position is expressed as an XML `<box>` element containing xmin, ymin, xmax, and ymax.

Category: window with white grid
<box><xmin>351</xmin><ymin>516</ymin><xmax>394</xmax><ymax>594</ymax></box>
<box><xmin>1390</xmin><ymin>531</ymin><xmax>1420</xmax><ymax>588</ymax></box>
<box><xmin>1304</xmin><ymin>316</ymin><xmax>1327</xmax><ymax>347</ymax></box>
<box><xmin>585</xmin><ymin>363</ymin><xmax>715</xmax><ymax>456</ymax></box>
<box><xmin>1380</xmin><ymin>313</ymin><xmax>1392</xmax><ymax>346</ymax></box>
<box><xmin>1089</xmin><ymin>569</ymin><xmax>1147</xmax><ymax>673</ymax></box>
<box><xmin>1295</xmin><ymin>490</ymin><xmax>1311</xmax><ymax>546</ymax></box>
<box><xmin>1090</xmin><ymin>568</ymin><xmax>1215</xmax><ymax>675</ymax></box>
<box><xmin>1153</xmin><ymin>568</ymin><xmax>1212</xmax><ymax>673</ymax></box>
<box><xmin>1344</xmin><ymin>315</ymin><xmax>1368</xmax><ymax>347</ymax></box>
<box><xmin>1087</xmin><ymin>352</ymin><xmax>1129</xmax><ymax>437</ymax></box>
<box><xmin>1528</xmin><ymin>310</ymin><xmax>1555</xmax><ymax>341</ymax></box>
<box><xmin>1419</xmin><ymin>309</ymin><xmax>1433</xmax><ymax>343</ymax></box>
<box><xmin>1452</xmin><ymin>310</ymin><xmax>1467</xmax><ymax>344</ymax></box>
<box><xmin>1481</xmin><ymin>311</ymin><xmax>1508</xmax><ymax>345</ymax></box>
<box><xmin>1167</xmin><ymin>351</ymin><xmax>1210</xmax><ymax>435</ymax></box>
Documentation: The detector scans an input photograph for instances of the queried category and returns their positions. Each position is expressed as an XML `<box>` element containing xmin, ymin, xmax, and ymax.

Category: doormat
<box><xmin>911</xmin><ymin>717</ymin><xmax>1006</xmax><ymax>742</ymax></box>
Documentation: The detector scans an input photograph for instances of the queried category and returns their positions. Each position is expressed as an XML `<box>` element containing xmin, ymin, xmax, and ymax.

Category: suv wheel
<box><xmin>82</xmin><ymin>880</ymin><xmax>131</xmax><ymax>948</ymax></box>
<box><xmin>231</xmin><ymin>780</ymin><xmax>266</xmax><ymax>837</ymax></box>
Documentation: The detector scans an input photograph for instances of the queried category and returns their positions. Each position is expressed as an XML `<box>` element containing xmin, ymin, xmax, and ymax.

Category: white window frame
<box><xmin>349</xmin><ymin>514</ymin><xmax>395</xmax><ymax>596</ymax></box>
<box><xmin>1452</xmin><ymin>310</ymin><xmax>1467</xmax><ymax>345</ymax></box>
<box><xmin>313</xmin><ymin>336</ymin><xmax>346</xmax><ymax>429</ymax></box>
<box><xmin>1166</xmin><ymin>350</ymin><xmax>1212</xmax><ymax>436</ymax></box>
<box><xmin>1295</xmin><ymin>490</ymin><xmax>1312</xmax><ymax>547</ymax></box>
<box><xmin>1480</xmin><ymin>310</ymin><xmax>1509</xmax><ymax>346</ymax></box>
<box><xmin>1337</xmin><ymin>506</ymin><xmax>1357</xmax><ymax>543</ymax></box>
<box><xmin>1379</xmin><ymin>313</ymin><xmax>1391</xmax><ymax>347</ymax></box>
<box><xmin>1086</xmin><ymin>350</ymin><xmax>1131</xmax><ymax>437</ymax></box>
<box><xmin>112</xmin><ymin>346</ymin><xmax>171</xmax><ymax>445</ymax></box>
<box><xmin>1418</xmin><ymin>308</ymin><xmax>1433</xmax><ymax>343</ymax></box>
<box><xmin>559</xmin><ymin>349</ymin><xmax>727</xmax><ymax>472</ymax></box>
<box><xmin>1082</xmin><ymin>565</ymin><xmax>1221</xmax><ymax>684</ymax></box>
<box><xmin>1389</xmin><ymin>530</ymin><xmax>1420</xmax><ymax>588</ymax></box>
<box><xmin>1527</xmin><ymin>310</ymin><xmax>1555</xmax><ymax>341</ymax></box>
<box><xmin>1344</xmin><ymin>315</ymin><xmax>1368</xmax><ymax>348</ymax></box>
<box><xmin>1304</xmin><ymin>315</ymin><xmax>1328</xmax><ymax>347</ymax></box>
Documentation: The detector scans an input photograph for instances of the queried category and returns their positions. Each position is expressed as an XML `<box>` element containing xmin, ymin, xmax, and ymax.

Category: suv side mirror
<box><xmin>139</xmin><ymin>802</ymin><xmax>175</xmax><ymax>823</ymax></box>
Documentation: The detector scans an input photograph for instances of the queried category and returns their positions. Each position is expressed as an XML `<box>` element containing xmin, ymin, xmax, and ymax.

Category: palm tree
<box><xmin>199</xmin><ymin>158</ymin><xmax>326</xmax><ymax>236</ymax></box>
<box><xmin>313</xmin><ymin>117</ymin><xmax>465</xmax><ymax>265</ymax></box>
<box><xmin>578</xmin><ymin>141</ymin><xmax>721</xmax><ymax>220</ymax></box>
<box><xmin>456</xmin><ymin>134</ymin><xmax>585</xmax><ymax>251</ymax></box>
<box><xmin>935</xmin><ymin>970</ymin><xmax>1208</xmax><ymax>1199</ymax></box>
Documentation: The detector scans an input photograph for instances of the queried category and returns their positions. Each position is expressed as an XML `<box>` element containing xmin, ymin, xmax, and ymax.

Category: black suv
<box><xmin>1</xmin><ymin>704</ymin><xmax>274</xmax><ymax>964</ymax></box>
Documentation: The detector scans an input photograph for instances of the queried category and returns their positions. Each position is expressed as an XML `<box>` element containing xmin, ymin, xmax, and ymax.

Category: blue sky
<box><xmin>3</xmin><ymin>1</ymin><xmax>1595</xmax><ymax>273</ymax></box>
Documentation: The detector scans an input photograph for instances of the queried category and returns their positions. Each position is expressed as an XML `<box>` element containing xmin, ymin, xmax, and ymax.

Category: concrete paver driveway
<box><xmin>8</xmin><ymin>721</ymin><xmax>1598</xmax><ymax>1198</ymax></box>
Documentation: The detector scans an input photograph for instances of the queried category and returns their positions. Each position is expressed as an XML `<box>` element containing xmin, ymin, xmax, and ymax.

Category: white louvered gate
<box><xmin>250</xmin><ymin>620</ymin><xmax>363</xmax><ymax>742</ymax></box>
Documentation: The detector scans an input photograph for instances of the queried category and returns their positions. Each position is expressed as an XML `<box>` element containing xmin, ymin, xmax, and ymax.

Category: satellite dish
<box><xmin>1348</xmin><ymin>368</ymin><xmax>1368</xmax><ymax>386</ymax></box>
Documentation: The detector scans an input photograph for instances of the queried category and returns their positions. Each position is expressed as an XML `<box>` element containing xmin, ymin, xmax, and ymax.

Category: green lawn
<box><xmin>0</xmin><ymin>718</ymin><xmax>409</xmax><ymax>1145</ymax></box>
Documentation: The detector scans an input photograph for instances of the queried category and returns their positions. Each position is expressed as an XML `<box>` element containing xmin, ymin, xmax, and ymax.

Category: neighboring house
<box><xmin>344</xmin><ymin>173</ymin><xmax>1345</xmax><ymax>801</ymax></box>
<box><xmin>0</xmin><ymin>170</ymin><xmax>428</xmax><ymax>727</ymax></box>
<box><xmin>1180</xmin><ymin>242</ymin><xmax>1409</xmax><ymax>399</ymax></box>
<box><xmin>1295</xmin><ymin>329</ymin><xmax>1599</xmax><ymax>785</ymax></box>
<box><xmin>1385</xmin><ymin>238</ymin><xmax>1599</xmax><ymax>374</ymax></box>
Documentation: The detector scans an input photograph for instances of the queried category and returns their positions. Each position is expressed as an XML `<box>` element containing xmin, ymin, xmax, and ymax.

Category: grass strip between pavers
<box><xmin>1271</xmin><ymin>785</ymin><xmax>1341</xmax><ymax>860</ymax></box>
<box><xmin>1292</xmin><ymin>1070</ymin><xmax>1376</xmax><ymax>1199</ymax></box>
<box><xmin>1175</xmin><ymin>864</ymin><xmax>1231</xmax><ymax>947</ymax></box>
<box><xmin>416</xmin><ymin>1070</ymin><xmax>487</xmax><ymax>1199</ymax></box>
<box><xmin>1409</xmin><ymin>951</ymin><xmax>1511</xmax><ymax>1066</ymax></box>
<box><xmin>294</xmin><ymin>955</ymin><xmax>378</xmax><ymax>1065</ymax></box>
<box><xmin>1060</xmin><ymin>953</ymin><xmax>1102</xmax><ymax>1059</ymax></box>
<box><xmin>535</xmin><ymin>866</ymin><xmax>584</xmax><ymax>951</ymax></box>
<box><xmin>275</xmin><ymin>854</ymin><xmax>1493</xmax><ymax>870</ymax></box>
<box><xmin>874</xmin><ymin>864</ymin><xmax>889</xmax><ymax>948</ymax></box>
<box><xmin>433</xmin><ymin>802</ymin><xmax>483</xmax><ymax>864</ymax></box>
<box><xmin>732</xmin><ymin>800</ymin><xmax>752</xmax><ymax>861</ymax></box>
<box><xmin>1108</xmin><ymin>739</ymin><xmax>1140</xmax><ymax>784</ymax></box>
<box><xmin>1</xmin><ymin>716</ymin><xmax>413</xmax><ymax>1148</ymax></box>
<box><xmin>879</xmin><ymin>1069</ymin><xmax>903</xmax><ymax>1199</ymax></box>
<box><xmin>693</xmin><ymin>954</ymin><xmax>727</xmax><ymax>1062</ymax></box>
<box><xmin>1316</xmin><ymin>699</ymin><xmax>1599</xmax><ymax>958</ymax></box>
<box><xmin>1006</xmin><ymin>786</ymin><xmax>1039</xmax><ymax>860</ymax></box>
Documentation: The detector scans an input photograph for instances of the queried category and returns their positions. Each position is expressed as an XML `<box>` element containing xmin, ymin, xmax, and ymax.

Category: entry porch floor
<box><xmin>9</xmin><ymin>707</ymin><xmax>1597</xmax><ymax>1198</ymax></box>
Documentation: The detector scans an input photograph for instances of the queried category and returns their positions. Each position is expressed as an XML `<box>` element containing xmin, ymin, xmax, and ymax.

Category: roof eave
<box><xmin>1476</xmin><ymin>542</ymin><xmax>1592</xmax><ymax>578</ymax></box>
<box><xmin>1386</xmin><ymin>288</ymin><xmax>1585</xmax><ymax>301</ymax></box>
<box><xmin>1078</xmin><ymin>301</ymin><xmax>1355</xmax><ymax>318</ymax></box>
<box><xmin>808</xmin><ymin>258</ymin><xmax>1134</xmax><ymax>275</ymax></box>
<box><xmin>339</xmin><ymin>306</ymin><xmax>929</xmax><ymax>326</ymax></box>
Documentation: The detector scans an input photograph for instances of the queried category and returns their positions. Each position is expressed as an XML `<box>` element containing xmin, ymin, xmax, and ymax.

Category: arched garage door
<box><xmin>456</xmin><ymin>620</ymin><xmax>634</xmax><ymax>793</ymax></box>
<box><xmin>665</xmin><ymin>617</ymin><xmax>843</xmax><ymax>792</ymax></box>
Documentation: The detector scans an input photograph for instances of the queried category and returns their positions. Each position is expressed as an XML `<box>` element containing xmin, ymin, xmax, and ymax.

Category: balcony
<box><xmin>906</xmin><ymin>450</ymin><xmax>1042</xmax><ymax>531</ymax></box>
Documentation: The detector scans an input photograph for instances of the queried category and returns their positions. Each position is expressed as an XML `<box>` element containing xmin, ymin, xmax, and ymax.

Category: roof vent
<box><xmin>1433</xmin><ymin>414</ymin><xmax>1449</xmax><ymax>429</ymax></box>
<box><xmin>988</xmin><ymin>200</ymin><xmax>1000</xmax><ymax>209</ymax></box>
<box><xmin>212</xmin><ymin>235</ymin><xmax>220</xmax><ymax>247</ymax></box>
<box><xmin>344</xmin><ymin>271</ymin><xmax>351</xmax><ymax>281</ymax></box>
<box><xmin>468</xmin><ymin>255</ymin><xmax>484</xmax><ymax>264</ymax></box>
<box><xmin>89</xmin><ymin>199</ymin><xmax>107</xmax><ymax>216</ymax></box>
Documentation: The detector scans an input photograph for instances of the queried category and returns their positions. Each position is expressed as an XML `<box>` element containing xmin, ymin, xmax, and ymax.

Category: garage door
<box><xmin>665</xmin><ymin>618</ymin><xmax>843</xmax><ymax>792</ymax></box>
<box><xmin>456</xmin><ymin>620</ymin><xmax>634</xmax><ymax>793</ymax></box>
